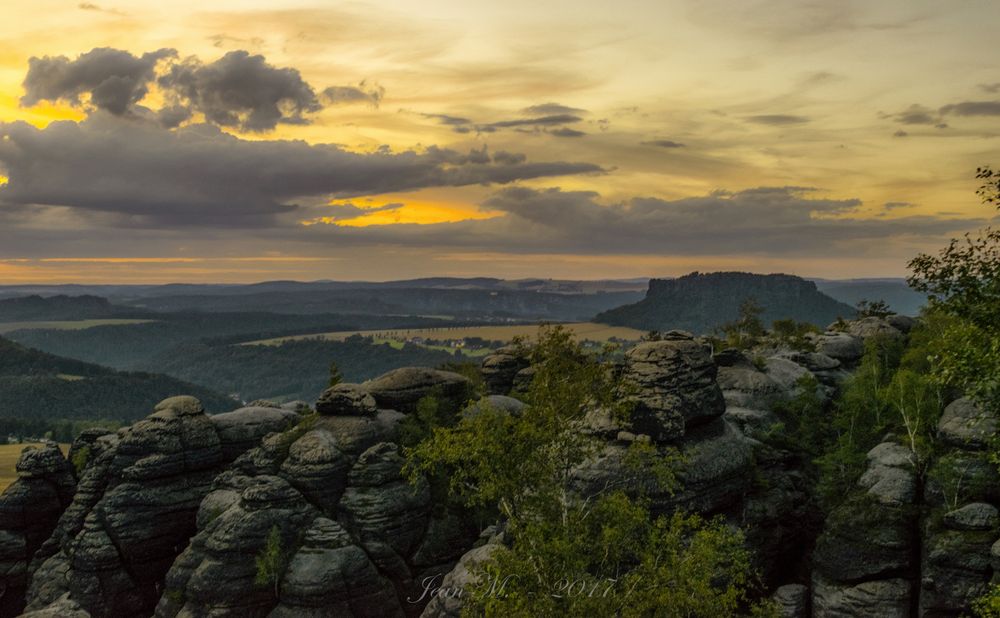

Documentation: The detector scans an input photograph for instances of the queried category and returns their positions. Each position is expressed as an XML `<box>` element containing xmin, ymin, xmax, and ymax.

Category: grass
<box><xmin>245</xmin><ymin>322</ymin><xmax>647</xmax><ymax>348</ymax></box>
<box><xmin>0</xmin><ymin>319</ymin><xmax>154</xmax><ymax>334</ymax></box>
<box><xmin>0</xmin><ymin>443</ymin><xmax>70</xmax><ymax>493</ymax></box>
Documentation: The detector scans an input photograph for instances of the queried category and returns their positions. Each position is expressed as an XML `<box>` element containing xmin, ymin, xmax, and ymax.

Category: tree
<box><xmin>855</xmin><ymin>299</ymin><xmax>893</xmax><ymax>319</ymax></box>
<box><xmin>717</xmin><ymin>297</ymin><xmax>766</xmax><ymax>349</ymax></box>
<box><xmin>907</xmin><ymin>168</ymin><xmax>1000</xmax><ymax>408</ymax></box>
<box><xmin>254</xmin><ymin>525</ymin><xmax>287</xmax><ymax>596</ymax></box>
<box><xmin>406</xmin><ymin>326</ymin><xmax>769</xmax><ymax>615</ymax></box>
<box><xmin>328</xmin><ymin>361</ymin><xmax>343</xmax><ymax>387</ymax></box>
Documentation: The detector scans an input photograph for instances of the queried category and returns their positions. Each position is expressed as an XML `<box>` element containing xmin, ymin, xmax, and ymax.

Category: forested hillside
<box><xmin>148</xmin><ymin>337</ymin><xmax>458</xmax><ymax>402</ymax></box>
<box><xmin>0</xmin><ymin>336</ymin><xmax>235</xmax><ymax>439</ymax></box>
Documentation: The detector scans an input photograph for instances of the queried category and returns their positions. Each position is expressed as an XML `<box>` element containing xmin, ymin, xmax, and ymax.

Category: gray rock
<box><xmin>938</xmin><ymin>397</ymin><xmax>997</xmax><ymax>450</ymax></box>
<box><xmin>772</xmin><ymin>583</ymin><xmax>808</xmax><ymax>618</ymax></box>
<box><xmin>716</xmin><ymin>365</ymin><xmax>784</xmax><ymax>410</ymax></box>
<box><xmin>919</xmin><ymin>527</ymin><xmax>995</xmax><ymax>616</ymax></box>
<box><xmin>812</xmin><ymin>576</ymin><xmax>910</xmax><ymax>618</ymax></box>
<box><xmin>943</xmin><ymin>503</ymin><xmax>999</xmax><ymax>531</ymax></box>
<box><xmin>461</xmin><ymin>395</ymin><xmax>525</xmax><ymax>419</ymax></box>
<box><xmin>23</xmin><ymin>396</ymin><xmax>271</xmax><ymax>617</ymax></box>
<box><xmin>364</xmin><ymin>368</ymin><xmax>471</xmax><ymax>414</ymax></box>
<box><xmin>278</xmin><ymin>429</ymin><xmax>351</xmax><ymax>515</ymax></box>
<box><xmin>886</xmin><ymin>314</ymin><xmax>917</xmax><ymax>333</ymax></box>
<box><xmin>723</xmin><ymin>406</ymin><xmax>778</xmax><ymax>437</ymax></box>
<box><xmin>480</xmin><ymin>346</ymin><xmax>529</xmax><ymax>395</ymax></box>
<box><xmin>846</xmin><ymin>317</ymin><xmax>904</xmax><ymax>342</ymax></box>
<box><xmin>816</xmin><ymin>333</ymin><xmax>864</xmax><ymax>364</ymax></box>
<box><xmin>0</xmin><ymin>443</ymin><xmax>76</xmax><ymax>616</ymax></box>
<box><xmin>420</xmin><ymin>543</ymin><xmax>502</xmax><ymax>618</ymax></box>
<box><xmin>211</xmin><ymin>405</ymin><xmax>299</xmax><ymax>460</ymax></box>
<box><xmin>858</xmin><ymin>442</ymin><xmax>918</xmax><ymax>505</ymax></box>
<box><xmin>316</xmin><ymin>383</ymin><xmax>378</xmax><ymax>417</ymax></box>
<box><xmin>272</xmin><ymin>518</ymin><xmax>402</xmax><ymax>618</ymax></box>
<box><xmin>624</xmin><ymin>337</ymin><xmax>725</xmax><ymax>441</ymax></box>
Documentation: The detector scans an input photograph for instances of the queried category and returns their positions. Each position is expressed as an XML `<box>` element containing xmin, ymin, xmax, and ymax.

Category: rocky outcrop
<box><xmin>154</xmin><ymin>376</ymin><xmax>478</xmax><ymax>618</ymax></box>
<box><xmin>623</xmin><ymin>333</ymin><xmax>725</xmax><ymax>441</ymax></box>
<box><xmin>362</xmin><ymin>368</ymin><xmax>471</xmax><ymax>414</ymax></box>
<box><xmin>916</xmin><ymin>397</ymin><xmax>1000</xmax><ymax>617</ymax></box>
<box><xmin>22</xmin><ymin>398</ymin><xmax>298</xmax><ymax>617</ymax></box>
<box><xmin>812</xmin><ymin>442</ymin><xmax>920</xmax><ymax>617</ymax></box>
<box><xmin>0</xmin><ymin>443</ymin><xmax>75</xmax><ymax>616</ymax></box>
<box><xmin>480</xmin><ymin>346</ymin><xmax>529</xmax><ymax>396</ymax></box>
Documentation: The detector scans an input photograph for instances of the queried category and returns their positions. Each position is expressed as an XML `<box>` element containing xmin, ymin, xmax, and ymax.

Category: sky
<box><xmin>1</xmin><ymin>0</ymin><xmax>999</xmax><ymax>283</ymax></box>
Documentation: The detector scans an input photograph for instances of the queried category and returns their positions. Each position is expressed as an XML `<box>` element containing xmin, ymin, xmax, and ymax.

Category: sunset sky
<box><xmin>1</xmin><ymin>0</ymin><xmax>999</xmax><ymax>283</ymax></box>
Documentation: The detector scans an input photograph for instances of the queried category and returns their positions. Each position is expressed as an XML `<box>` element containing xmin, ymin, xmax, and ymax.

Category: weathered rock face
<box><xmin>846</xmin><ymin>317</ymin><xmax>905</xmax><ymax>342</ymax></box>
<box><xmin>362</xmin><ymin>368</ymin><xmax>471</xmax><ymax>414</ymax></box>
<box><xmin>815</xmin><ymin>332</ymin><xmax>865</xmax><ymax>365</ymax></box>
<box><xmin>916</xmin><ymin>398</ymin><xmax>1000</xmax><ymax>618</ymax></box>
<box><xmin>623</xmin><ymin>334</ymin><xmax>725</xmax><ymax>442</ymax></box>
<box><xmin>480</xmin><ymin>346</ymin><xmax>529</xmax><ymax>396</ymax></box>
<box><xmin>937</xmin><ymin>397</ymin><xmax>996</xmax><ymax>450</ymax></box>
<box><xmin>812</xmin><ymin>442</ymin><xmax>920</xmax><ymax>617</ymax></box>
<box><xmin>155</xmin><ymin>393</ymin><xmax>477</xmax><ymax>618</ymax></box>
<box><xmin>212</xmin><ymin>405</ymin><xmax>301</xmax><ymax>460</ymax></box>
<box><xmin>22</xmin><ymin>398</ymin><xmax>297</xmax><ymax>618</ymax></box>
<box><xmin>0</xmin><ymin>443</ymin><xmax>76</xmax><ymax>616</ymax></box>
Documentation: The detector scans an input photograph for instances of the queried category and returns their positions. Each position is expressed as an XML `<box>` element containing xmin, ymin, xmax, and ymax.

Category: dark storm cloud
<box><xmin>294</xmin><ymin>186</ymin><xmax>984</xmax><ymax>257</ymax></box>
<box><xmin>979</xmin><ymin>83</ymin><xmax>1000</xmax><ymax>94</ymax></box>
<box><xmin>0</xmin><ymin>116</ymin><xmax>602</xmax><ymax>228</ymax></box>
<box><xmin>317</xmin><ymin>202</ymin><xmax>404</xmax><ymax>221</ymax></box>
<box><xmin>641</xmin><ymin>139</ymin><xmax>686</xmax><ymax>148</ymax></box>
<box><xmin>893</xmin><ymin>130</ymin><xmax>908</xmax><ymax>137</ymax></box>
<box><xmin>548</xmin><ymin>128</ymin><xmax>586</xmax><ymax>138</ymax></box>
<box><xmin>745</xmin><ymin>114</ymin><xmax>810</xmax><ymax>125</ymax></box>
<box><xmin>158</xmin><ymin>51</ymin><xmax>322</xmax><ymax>132</ymax></box>
<box><xmin>522</xmin><ymin>103</ymin><xmax>586</xmax><ymax>115</ymax></box>
<box><xmin>21</xmin><ymin>48</ymin><xmax>176</xmax><ymax>116</ymax></box>
<box><xmin>322</xmin><ymin>82</ymin><xmax>385</xmax><ymax>107</ymax></box>
<box><xmin>884</xmin><ymin>104</ymin><xmax>939</xmax><ymax>125</ymax></box>
<box><xmin>939</xmin><ymin>100</ymin><xmax>1000</xmax><ymax>117</ymax></box>
<box><xmin>486</xmin><ymin>114</ymin><xmax>583</xmax><ymax>129</ymax></box>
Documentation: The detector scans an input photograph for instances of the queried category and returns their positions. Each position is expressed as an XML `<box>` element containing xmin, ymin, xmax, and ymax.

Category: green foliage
<box><xmin>436</xmin><ymin>360</ymin><xmax>486</xmax><ymax>398</ymax></box>
<box><xmin>407</xmin><ymin>326</ymin><xmax>766</xmax><ymax>615</ymax></box>
<box><xmin>767</xmin><ymin>374</ymin><xmax>830</xmax><ymax>459</ymax></box>
<box><xmin>71</xmin><ymin>445</ymin><xmax>91</xmax><ymax>477</ymax></box>
<box><xmin>255</xmin><ymin>525</ymin><xmax>288</xmax><ymax>596</ymax></box>
<box><xmin>816</xmin><ymin>334</ymin><xmax>905</xmax><ymax>506</ymax></box>
<box><xmin>467</xmin><ymin>501</ymin><xmax>761</xmax><ymax>617</ymax></box>
<box><xmin>906</xmin><ymin>169</ymin><xmax>1000</xmax><ymax>412</ymax></box>
<box><xmin>972</xmin><ymin>583</ymin><xmax>1000</xmax><ymax>617</ymax></box>
<box><xmin>770</xmin><ymin>319</ymin><xmax>819</xmax><ymax>351</ymax></box>
<box><xmin>855</xmin><ymin>299</ymin><xmax>893</xmax><ymax>319</ymax></box>
<box><xmin>717</xmin><ymin>298</ymin><xmax>766</xmax><ymax>350</ymax></box>
<box><xmin>328</xmin><ymin>361</ymin><xmax>343</xmax><ymax>387</ymax></box>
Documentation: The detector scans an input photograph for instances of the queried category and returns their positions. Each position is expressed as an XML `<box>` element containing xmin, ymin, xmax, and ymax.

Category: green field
<box><xmin>0</xmin><ymin>443</ymin><xmax>70</xmax><ymax>493</ymax></box>
<box><xmin>0</xmin><ymin>319</ymin><xmax>154</xmax><ymax>334</ymax></box>
<box><xmin>247</xmin><ymin>322</ymin><xmax>647</xmax><ymax>348</ymax></box>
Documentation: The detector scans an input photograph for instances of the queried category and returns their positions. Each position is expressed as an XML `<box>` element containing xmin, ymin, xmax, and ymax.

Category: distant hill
<box><xmin>0</xmin><ymin>294</ymin><xmax>145</xmax><ymax>322</ymax></box>
<box><xmin>812</xmin><ymin>278</ymin><xmax>927</xmax><ymax>316</ymax></box>
<box><xmin>595</xmin><ymin>272</ymin><xmax>857</xmax><ymax>334</ymax></box>
<box><xmin>122</xmin><ymin>287</ymin><xmax>643</xmax><ymax>320</ymax></box>
<box><xmin>0</xmin><ymin>336</ymin><xmax>235</xmax><ymax>424</ymax></box>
